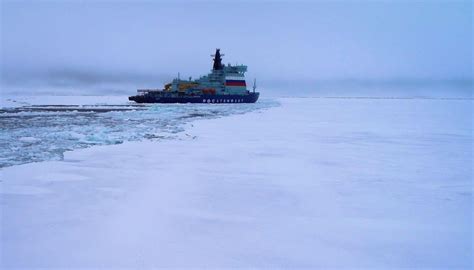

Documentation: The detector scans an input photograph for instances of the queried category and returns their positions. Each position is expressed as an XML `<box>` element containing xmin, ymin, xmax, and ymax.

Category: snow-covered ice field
<box><xmin>1</xmin><ymin>97</ymin><xmax>472</xmax><ymax>268</ymax></box>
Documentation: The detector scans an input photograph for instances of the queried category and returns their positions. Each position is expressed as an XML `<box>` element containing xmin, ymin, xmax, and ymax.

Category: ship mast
<box><xmin>211</xmin><ymin>48</ymin><xmax>224</xmax><ymax>70</ymax></box>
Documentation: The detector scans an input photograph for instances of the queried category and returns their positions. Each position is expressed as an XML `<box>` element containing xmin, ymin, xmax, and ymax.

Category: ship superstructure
<box><xmin>129</xmin><ymin>49</ymin><xmax>259</xmax><ymax>103</ymax></box>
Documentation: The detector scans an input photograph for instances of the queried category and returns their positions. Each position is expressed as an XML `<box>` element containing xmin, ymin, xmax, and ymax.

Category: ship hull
<box><xmin>129</xmin><ymin>93</ymin><xmax>259</xmax><ymax>104</ymax></box>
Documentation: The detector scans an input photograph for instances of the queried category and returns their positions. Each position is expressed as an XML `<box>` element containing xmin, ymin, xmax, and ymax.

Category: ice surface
<box><xmin>0</xmin><ymin>95</ymin><xmax>131</xmax><ymax>108</ymax></box>
<box><xmin>0</xmin><ymin>97</ymin><xmax>472</xmax><ymax>268</ymax></box>
<box><xmin>0</xmin><ymin>98</ymin><xmax>278</xmax><ymax>167</ymax></box>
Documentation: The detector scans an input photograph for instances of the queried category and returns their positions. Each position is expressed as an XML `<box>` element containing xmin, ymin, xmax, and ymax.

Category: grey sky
<box><xmin>1</xmin><ymin>0</ymin><xmax>472</xmax><ymax>94</ymax></box>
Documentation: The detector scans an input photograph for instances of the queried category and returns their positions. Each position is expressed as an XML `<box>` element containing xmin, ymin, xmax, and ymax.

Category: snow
<box><xmin>18</xmin><ymin>136</ymin><xmax>41</xmax><ymax>143</ymax></box>
<box><xmin>1</xmin><ymin>97</ymin><xmax>472</xmax><ymax>268</ymax></box>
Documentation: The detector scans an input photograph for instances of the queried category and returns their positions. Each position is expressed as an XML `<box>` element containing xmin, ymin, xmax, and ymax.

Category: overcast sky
<box><xmin>1</xmin><ymin>0</ymin><xmax>472</xmax><ymax>94</ymax></box>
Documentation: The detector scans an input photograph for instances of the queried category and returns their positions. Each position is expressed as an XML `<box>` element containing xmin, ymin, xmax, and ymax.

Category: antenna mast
<box><xmin>253</xmin><ymin>78</ymin><xmax>257</xmax><ymax>93</ymax></box>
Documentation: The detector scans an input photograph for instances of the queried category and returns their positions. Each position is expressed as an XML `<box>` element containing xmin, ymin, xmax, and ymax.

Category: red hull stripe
<box><xmin>225</xmin><ymin>81</ymin><xmax>246</xmax><ymax>86</ymax></box>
